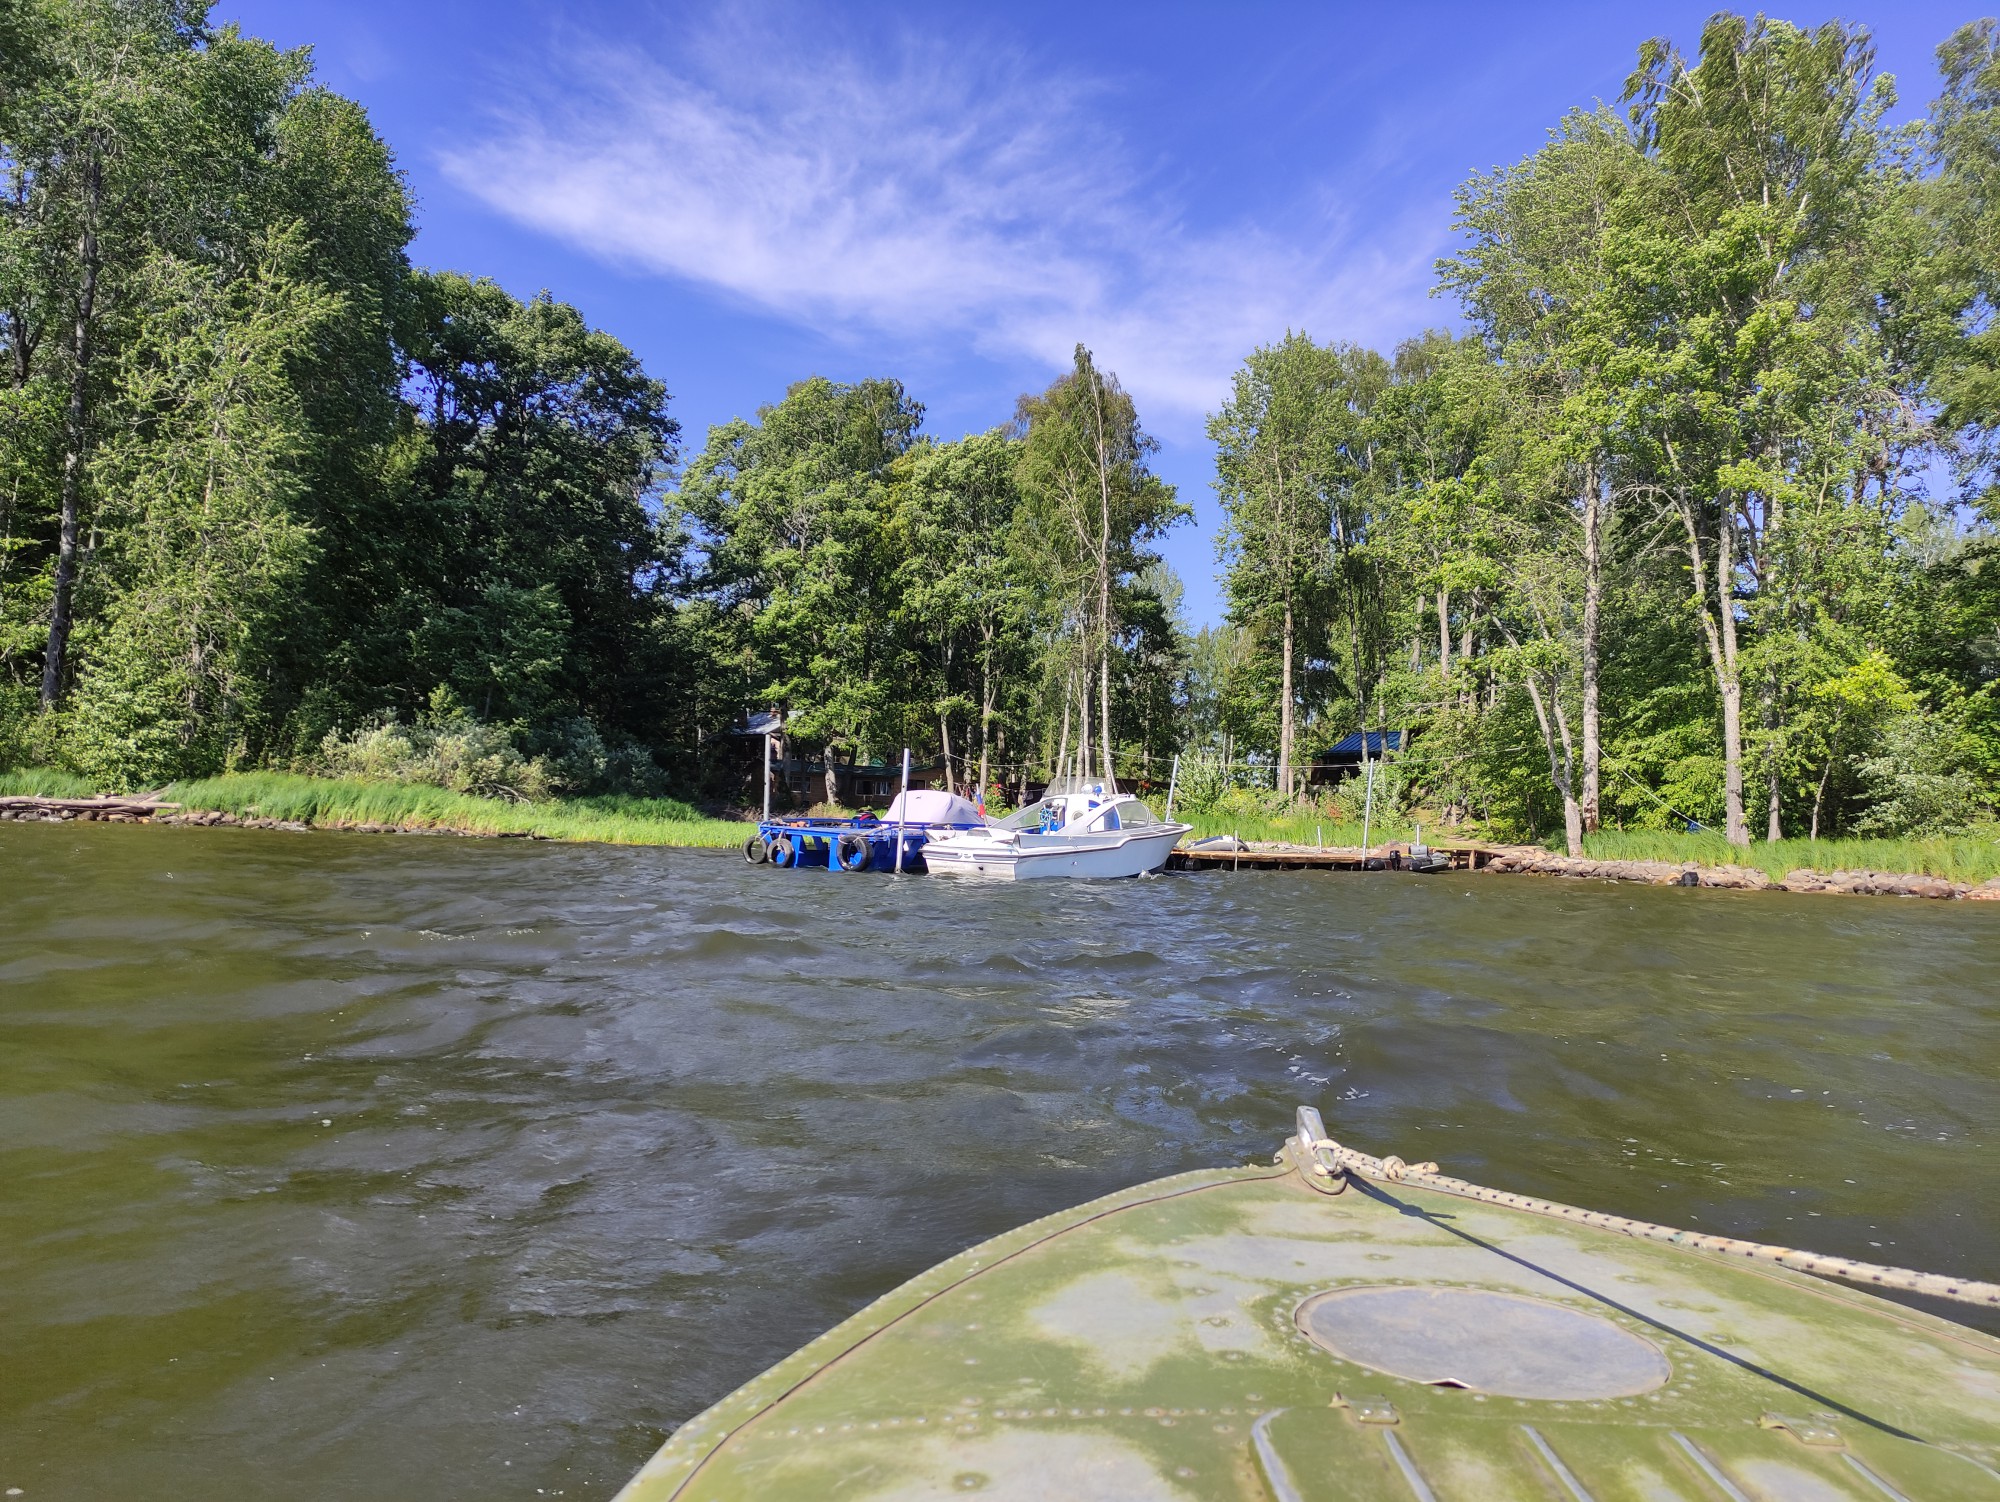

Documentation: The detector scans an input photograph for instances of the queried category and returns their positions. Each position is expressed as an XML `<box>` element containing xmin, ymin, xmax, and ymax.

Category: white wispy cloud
<box><xmin>437</xmin><ymin>7</ymin><xmax>1446</xmax><ymax>428</ymax></box>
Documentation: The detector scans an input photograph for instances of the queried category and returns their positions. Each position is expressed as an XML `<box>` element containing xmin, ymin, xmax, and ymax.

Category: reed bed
<box><xmin>0</xmin><ymin>768</ymin><xmax>101</xmax><ymax>797</ymax></box>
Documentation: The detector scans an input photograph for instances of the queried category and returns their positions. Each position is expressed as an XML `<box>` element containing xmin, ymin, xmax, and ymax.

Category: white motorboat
<box><xmin>919</xmin><ymin>782</ymin><xmax>1189</xmax><ymax>879</ymax></box>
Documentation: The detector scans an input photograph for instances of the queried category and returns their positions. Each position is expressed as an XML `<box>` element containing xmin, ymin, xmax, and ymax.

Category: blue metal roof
<box><xmin>1324</xmin><ymin>730</ymin><xmax>1404</xmax><ymax>757</ymax></box>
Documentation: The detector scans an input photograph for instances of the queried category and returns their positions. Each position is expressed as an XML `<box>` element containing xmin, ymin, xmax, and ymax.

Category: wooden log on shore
<box><xmin>0</xmin><ymin>794</ymin><xmax>180</xmax><ymax>819</ymax></box>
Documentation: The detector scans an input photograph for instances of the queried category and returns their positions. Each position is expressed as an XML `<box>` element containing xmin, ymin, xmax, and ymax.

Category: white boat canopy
<box><xmin>882</xmin><ymin>789</ymin><xmax>986</xmax><ymax>826</ymax></box>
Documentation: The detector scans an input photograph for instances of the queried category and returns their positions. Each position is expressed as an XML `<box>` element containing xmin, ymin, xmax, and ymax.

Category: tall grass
<box><xmin>0</xmin><ymin>767</ymin><xmax>100</xmax><ymax>797</ymax></box>
<box><xmin>1579</xmin><ymin>827</ymin><xmax>2000</xmax><ymax>883</ymax></box>
<box><xmin>152</xmin><ymin>772</ymin><xmax>752</xmax><ymax>847</ymax></box>
<box><xmin>1175</xmin><ymin>800</ymin><xmax>2000</xmax><ymax>882</ymax></box>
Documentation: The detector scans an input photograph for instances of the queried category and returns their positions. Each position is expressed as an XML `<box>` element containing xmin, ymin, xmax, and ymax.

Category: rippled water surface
<box><xmin>2</xmin><ymin>822</ymin><xmax>1996</xmax><ymax>1499</ymax></box>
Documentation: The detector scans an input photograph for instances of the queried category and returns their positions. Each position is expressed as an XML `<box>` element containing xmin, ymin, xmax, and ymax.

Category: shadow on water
<box><xmin>1</xmin><ymin>822</ymin><xmax>1995</xmax><ymax>1500</ymax></box>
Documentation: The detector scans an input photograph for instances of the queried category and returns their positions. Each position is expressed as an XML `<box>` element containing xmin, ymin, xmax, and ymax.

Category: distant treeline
<box><xmin>3</xmin><ymin>4</ymin><xmax>1997</xmax><ymax>849</ymax></box>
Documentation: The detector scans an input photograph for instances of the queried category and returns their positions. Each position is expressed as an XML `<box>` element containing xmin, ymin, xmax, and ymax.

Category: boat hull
<box><xmin>921</xmin><ymin>825</ymin><xmax>1185</xmax><ymax>880</ymax></box>
<box><xmin>616</xmin><ymin>1140</ymin><xmax>2000</xmax><ymax>1501</ymax></box>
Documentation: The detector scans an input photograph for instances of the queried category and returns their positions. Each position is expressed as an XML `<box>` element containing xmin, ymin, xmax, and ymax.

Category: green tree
<box><xmin>1615</xmin><ymin>15</ymin><xmax>1898</xmax><ymax>845</ymax></box>
<box><xmin>1209</xmin><ymin>332</ymin><xmax>1352</xmax><ymax>797</ymax></box>
<box><xmin>675</xmin><ymin>376</ymin><xmax>919</xmax><ymax>774</ymax></box>
<box><xmin>1014</xmin><ymin>345</ymin><xmax>1184</xmax><ymax>786</ymax></box>
<box><xmin>64</xmin><ymin>230</ymin><xmax>335</xmax><ymax>785</ymax></box>
<box><xmin>888</xmin><ymin>428</ymin><xmax>1029</xmax><ymax>795</ymax></box>
<box><xmin>1442</xmin><ymin>111</ymin><xmax>1643</xmax><ymax>832</ymax></box>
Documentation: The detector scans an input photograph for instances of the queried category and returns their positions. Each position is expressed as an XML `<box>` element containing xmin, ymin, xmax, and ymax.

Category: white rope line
<box><xmin>1297</xmin><ymin>1132</ymin><xmax>2000</xmax><ymax>1310</ymax></box>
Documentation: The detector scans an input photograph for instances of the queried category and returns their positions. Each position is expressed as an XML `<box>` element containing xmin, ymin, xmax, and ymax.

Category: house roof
<box><xmin>728</xmin><ymin>710</ymin><xmax>784</xmax><ymax>736</ymax></box>
<box><xmin>1323</xmin><ymin>730</ymin><xmax>1404</xmax><ymax>757</ymax></box>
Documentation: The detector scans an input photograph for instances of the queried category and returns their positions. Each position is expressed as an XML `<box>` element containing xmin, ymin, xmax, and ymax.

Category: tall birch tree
<box><xmin>1014</xmin><ymin>345</ymin><xmax>1183</xmax><ymax>786</ymax></box>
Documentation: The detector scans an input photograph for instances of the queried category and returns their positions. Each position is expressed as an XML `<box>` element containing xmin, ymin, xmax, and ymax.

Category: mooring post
<box><xmin>1360</xmin><ymin>756</ymin><xmax>1376</xmax><ymax>863</ymax></box>
<box><xmin>1164</xmin><ymin>753</ymin><xmax>1180</xmax><ymax>819</ymax></box>
<box><xmin>894</xmin><ymin>747</ymin><xmax>911</xmax><ymax>874</ymax></box>
<box><xmin>761</xmin><ymin>733</ymin><xmax>772</xmax><ymax>822</ymax></box>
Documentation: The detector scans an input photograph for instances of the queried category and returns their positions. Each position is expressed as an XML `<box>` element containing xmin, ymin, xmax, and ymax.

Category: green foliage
<box><xmin>308</xmin><ymin>687</ymin><xmax>666</xmax><ymax>803</ymax></box>
<box><xmin>314</xmin><ymin>689</ymin><xmax>557</xmax><ymax>801</ymax></box>
<box><xmin>1197</xmin><ymin>12</ymin><xmax>2000</xmax><ymax>857</ymax></box>
<box><xmin>1852</xmin><ymin>709</ymin><xmax>1990</xmax><ymax>836</ymax></box>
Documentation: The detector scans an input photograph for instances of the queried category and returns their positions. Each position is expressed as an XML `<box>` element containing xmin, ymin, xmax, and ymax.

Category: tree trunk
<box><xmin>1090</xmin><ymin>373</ymin><xmax>1118</xmax><ymax>792</ymax></box>
<box><xmin>1436</xmin><ymin>586</ymin><xmax>1450</xmax><ymax>678</ymax></box>
<box><xmin>1054</xmin><ymin>671</ymin><xmax>1072</xmax><ymax>789</ymax></box>
<box><xmin>978</xmin><ymin>625</ymin><xmax>994</xmax><ymax>804</ymax></box>
<box><xmin>1715</xmin><ymin>504</ymin><xmax>1748</xmax><ymax>847</ymax></box>
<box><xmin>1521</xmin><ymin>669</ymin><xmax>1584</xmax><ymax>858</ymax></box>
<box><xmin>1099</xmin><ymin>633</ymin><xmax>1114</xmax><ymax>789</ymax></box>
<box><xmin>938</xmin><ymin>711</ymin><xmax>954</xmax><ymax>797</ymax></box>
<box><xmin>1580</xmin><ymin>464</ymin><xmax>1603</xmax><ymax>832</ymax></box>
<box><xmin>1277</xmin><ymin>598</ymin><xmax>1295</xmax><ymax>801</ymax></box>
<box><xmin>1680</xmin><ymin>494</ymin><xmax>1748</xmax><ymax>847</ymax></box>
<box><xmin>1077</xmin><ymin>665</ymin><xmax>1091</xmax><ymax>786</ymax></box>
<box><xmin>41</xmin><ymin>149</ymin><xmax>102</xmax><ymax>709</ymax></box>
<box><xmin>1762</xmin><ymin>679</ymin><xmax>1782</xmax><ymax>842</ymax></box>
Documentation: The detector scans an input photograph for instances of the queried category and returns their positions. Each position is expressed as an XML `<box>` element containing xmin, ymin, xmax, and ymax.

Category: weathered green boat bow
<box><xmin>617</xmin><ymin>1108</ymin><xmax>2000</xmax><ymax>1500</ymax></box>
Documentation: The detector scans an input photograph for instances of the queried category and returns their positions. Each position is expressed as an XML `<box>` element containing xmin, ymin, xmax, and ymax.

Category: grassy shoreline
<box><xmin>1176</xmin><ymin>803</ymin><xmax>2000</xmax><ymax>882</ymax></box>
<box><xmin>7</xmin><ymin>767</ymin><xmax>1999</xmax><ymax>880</ymax></box>
<box><xmin>0</xmin><ymin>769</ymin><xmax>753</xmax><ymax>847</ymax></box>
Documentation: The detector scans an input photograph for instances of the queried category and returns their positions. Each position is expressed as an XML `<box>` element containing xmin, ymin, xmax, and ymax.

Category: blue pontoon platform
<box><xmin>742</xmin><ymin>789</ymin><xmax>988</xmax><ymax>874</ymax></box>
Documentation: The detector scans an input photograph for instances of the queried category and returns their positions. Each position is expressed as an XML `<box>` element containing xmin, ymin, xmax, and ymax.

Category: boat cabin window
<box><xmin>1089</xmin><ymin>806</ymin><xmax>1121</xmax><ymax>832</ymax></box>
<box><xmin>1118</xmin><ymin>799</ymin><xmax>1159</xmax><ymax>826</ymax></box>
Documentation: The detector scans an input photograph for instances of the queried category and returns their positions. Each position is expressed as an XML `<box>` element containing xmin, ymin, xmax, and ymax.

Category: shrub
<box><xmin>1853</xmin><ymin>710</ymin><xmax>1989</xmax><ymax>837</ymax></box>
<box><xmin>315</xmin><ymin>689</ymin><xmax>554</xmax><ymax>802</ymax></box>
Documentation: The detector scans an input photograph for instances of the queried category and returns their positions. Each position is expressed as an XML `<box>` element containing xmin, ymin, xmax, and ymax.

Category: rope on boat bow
<box><xmin>1292</xmin><ymin>1106</ymin><xmax>2000</xmax><ymax>1310</ymax></box>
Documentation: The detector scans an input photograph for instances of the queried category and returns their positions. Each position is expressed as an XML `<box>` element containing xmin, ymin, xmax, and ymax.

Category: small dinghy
<box><xmin>616</xmin><ymin>1106</ymin><xmax>2000</xmax><ymax>1501</ymax></box>
<box><xmin>921</xmin><ymin>780</ymin><xmax>1191</xmax><ymax>880</ymax></box>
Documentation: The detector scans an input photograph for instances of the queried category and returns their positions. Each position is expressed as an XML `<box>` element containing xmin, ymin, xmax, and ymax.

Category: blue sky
<box><xmin>227</xmin><ymin>1</ymin><xmax>1978</xmax><ymax>626</ymax></box>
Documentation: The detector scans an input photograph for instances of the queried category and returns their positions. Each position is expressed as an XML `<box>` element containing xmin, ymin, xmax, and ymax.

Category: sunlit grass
<box><xmin>159</xmin><ymin>772</ymin><xmax>753</xmax><ymax>847</ymax></box>
<box><xmin>0</xmin><ymin>767</ymin><xmax>99</xmax><ymax>797</ymax></box>
<box><xmin>1175</xmin><ymin>807</ymin><xmax>1416</xmax><ymax>847</ymax></box>
<box><xmin>1170</xmin><ymin>799</ymin><xmax>2000</xmax><ymax>882</ymax></box>
<box><xmin>1578</xmin><ymin>827</ymin><xmax>2000</xmax><ymax>883</ymax></box>
<box><xmin>0</xmin><ymin>767</ymin><xmax>750</xmax><ymax>846</ymax></box>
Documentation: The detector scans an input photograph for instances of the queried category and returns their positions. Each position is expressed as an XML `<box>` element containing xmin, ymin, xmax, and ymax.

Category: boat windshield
<box><xmin>995</xmin><ymin>799</ymin><xmax>1056</xmax><ymax>832</ymax></box>
<box><xmin>1118</xmin><ymin>798</ymin><xmax>1160</xmax><ymax>826</ymax></box>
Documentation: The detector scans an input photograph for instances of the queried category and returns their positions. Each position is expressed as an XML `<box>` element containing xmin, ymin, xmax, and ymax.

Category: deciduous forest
<box><xmin>5</xmin><ymin>2</ymin><xmax>1999</xmax><ymax>853</ymax></box>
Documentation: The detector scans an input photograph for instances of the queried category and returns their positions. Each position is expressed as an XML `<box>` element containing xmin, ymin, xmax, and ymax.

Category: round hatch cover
<box><xmin>1295</xmin><ymin>1286</ymin><xmax>1671</xmax><ymax>1400</ymax></box>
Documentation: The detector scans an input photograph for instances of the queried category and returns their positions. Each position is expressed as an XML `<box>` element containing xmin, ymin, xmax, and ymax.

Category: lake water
<box><xmin>2</xmin><ymin>822</ymin><xmax>1995</xmax><ymax>1500</ymax></box>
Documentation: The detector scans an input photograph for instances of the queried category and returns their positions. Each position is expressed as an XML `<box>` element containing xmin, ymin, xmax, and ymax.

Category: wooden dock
<box><xmin>1167</xmin><ymin>841</ymin><xmax>1501</xmax><ymax>873</ymax></box>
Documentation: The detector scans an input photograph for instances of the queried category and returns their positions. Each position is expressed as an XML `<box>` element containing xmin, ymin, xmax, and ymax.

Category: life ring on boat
<box><xmin>835</xmin><ymin>833</ymin><xmax>871</xmax><ymax>871</ymax></box>
<box><xmin>743</xmin><ymin>833</ymin><xmax>770</xmax><ymax>864</ymax></box>
<box><xmin>769</xmin><ymin>832</ymin><xmax>799</xmax><ymax>867</ymax></box>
